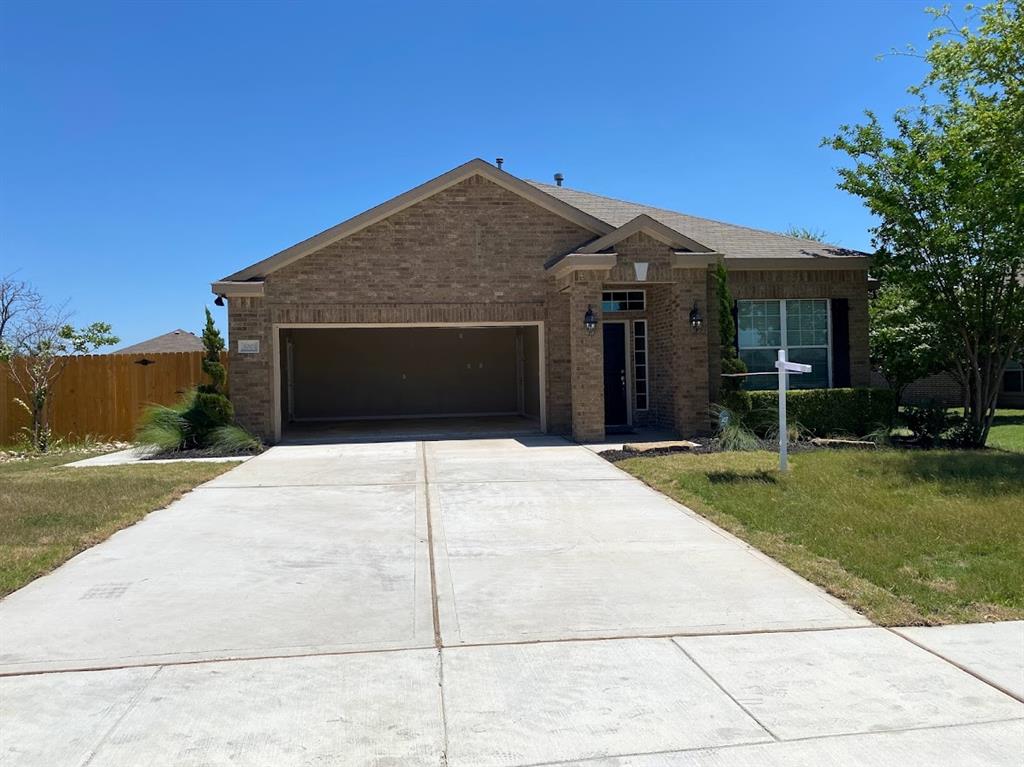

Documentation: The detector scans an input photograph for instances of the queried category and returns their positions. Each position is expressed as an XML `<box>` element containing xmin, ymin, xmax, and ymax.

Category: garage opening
<box><xmin>278</xmin><ymin>325</ymin><xmax>543</xmax><ymax>439</ymax></box>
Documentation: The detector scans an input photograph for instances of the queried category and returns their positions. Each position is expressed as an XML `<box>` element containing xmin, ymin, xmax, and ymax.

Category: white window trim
<box><xmin>737</xmin><ymin>299</ymin><xmax>833</xmax><ymax>388</ymax></box>
<box><xmin>633</xmin><ymin>319</ymin><xmax>649</xmax><ymax>411</ymax></box>
<box><xmin>602</xmin><ymin>289</ymin><xmax>647</xmax><ymax>313</ymax></box>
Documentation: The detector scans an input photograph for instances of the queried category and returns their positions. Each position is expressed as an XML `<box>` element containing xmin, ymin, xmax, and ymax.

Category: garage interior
<box><xmin>279</xmin><ymin>325</ymin><xmax>542</xmax><ymax>440</ymax></box>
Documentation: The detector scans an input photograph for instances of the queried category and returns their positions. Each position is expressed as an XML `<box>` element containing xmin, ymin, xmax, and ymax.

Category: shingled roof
<box><xmin>114</xmin><ymin>329</ymin><xmax>203</xmax><ymax>355</ymax></box>
<box><xmin>527</xmin><ymin>180</ymin><xmax>867</xmax><ymax>262</ymax></box>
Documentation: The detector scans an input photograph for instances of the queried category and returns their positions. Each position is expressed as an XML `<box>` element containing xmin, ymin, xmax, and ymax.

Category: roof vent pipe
<box><xmin>554</xmin><ymin>172</ymin><xmax>564</xmax><ymax>187</ymax></box>
<box><xmin>495</xmin><ymin>158</ymin><xmax>504</xmax><ymax>169</ymax></box>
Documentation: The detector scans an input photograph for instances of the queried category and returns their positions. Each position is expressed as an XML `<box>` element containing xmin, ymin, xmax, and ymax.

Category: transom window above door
<box><xmin>737</xmin><ymin>299</ymin><xmax>831</xmax><ymax>389</ymax></box>
<box><xmin>602</xmin><ymin>290</ymin><xmax>645</xmax><ymax>312</ymax></box>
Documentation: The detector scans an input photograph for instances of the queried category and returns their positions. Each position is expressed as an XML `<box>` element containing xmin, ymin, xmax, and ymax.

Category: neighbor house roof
<box><xmin>527</xmin><ymin>180</ymin><xmax>868</xmax><ymax>265</ymax></box>
<box><xmin>114</xmin><ymin>329</ymin><xmax>203</xmax><ymax>355</ymax></box>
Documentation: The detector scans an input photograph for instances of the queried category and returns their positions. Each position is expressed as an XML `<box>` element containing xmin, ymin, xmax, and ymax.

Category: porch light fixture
<box><xmin>689</xmin><ymin>302</ymin><xmax>704</xmax><ymax>332</ymax></box>
<box><xmin>584</xmin><ymin>305</ymin><xmax>598</xmax><ymax>335</ymax></box>
<box><xmin>214</xmin><ymin>294</ymin><xmax>226</xmax><ymax>307</ymax></box>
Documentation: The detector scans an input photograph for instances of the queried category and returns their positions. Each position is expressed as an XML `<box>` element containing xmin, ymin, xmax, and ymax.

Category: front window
<box><xmin>602</xmin><ymin>290</ymin><xmax>645</xmax><ymax>312</ymax></box>
<box><xmin>737</xmin><ymin>299</ymin><xmax>831</xmax><ymax>389</ymax></box>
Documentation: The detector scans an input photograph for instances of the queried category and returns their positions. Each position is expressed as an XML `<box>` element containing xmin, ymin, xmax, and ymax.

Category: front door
<box><xmin>603</xmin><ymin>323</ymin><xmax>629</xmax><ymax>427</ymax></box>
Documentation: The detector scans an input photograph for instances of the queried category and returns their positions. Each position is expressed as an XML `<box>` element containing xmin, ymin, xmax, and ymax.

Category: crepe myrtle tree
<box><xmin>0</xmin><ymin>285</ymin><xmax>118</xmax><ymax>451</ymax></box>
<box><xmin>869</xmin><ymin>283</ymin><xmax>950</xmax><ymax>408</ymax></box>
<box><xmin>824</xmin><ymin>1</ymin><xmax>1024</xmax><ymax>446</ymax></box>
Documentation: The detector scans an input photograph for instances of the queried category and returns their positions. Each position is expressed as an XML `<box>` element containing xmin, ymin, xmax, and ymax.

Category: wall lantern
<box><xmin>689</xmin><ymin>302</ymin><xmax>704</xmax><ymax>332</ymax></box>
<box><xmin>584</xmin><ymin>304</ymin><xmax>598</xmax><ymax>335</ymax></box>
<box><xmin>214</xmin><ymin>294</ymin><xmax>226</xmax><ymax>307</ymax></box>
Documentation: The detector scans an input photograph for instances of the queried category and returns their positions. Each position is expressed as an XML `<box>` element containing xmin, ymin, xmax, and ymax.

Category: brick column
<box><xmin>670</xmin><ymin>269</ymin><xmax>712</xmax><ymax>436</ymax></box>
<box><xmin>227</xmin><ymin>296</ymin><xmax>274</xmax><ymax>441</ymax></box>
<box><xmin>568</xmin><ymin>274</ymin><xmax>605</xmax><ymax>442</ymax></box>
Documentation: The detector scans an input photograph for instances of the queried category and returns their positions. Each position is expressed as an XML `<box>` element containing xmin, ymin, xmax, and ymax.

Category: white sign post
<box><xmin>774</xmin><ymin>349</ymin><xmax>811</xmax><ymax>472</ymax></box>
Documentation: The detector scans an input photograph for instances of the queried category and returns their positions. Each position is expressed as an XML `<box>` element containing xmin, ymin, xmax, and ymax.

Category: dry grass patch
<box><xmin>619</xmin><ymin>449</ymin><xmax>1024</xmax><ymax>625</ymax></box>
<box><xmin>0</xmin><ymin>452</ymin><xmax>237</xmax><ymax>597</ymax></box>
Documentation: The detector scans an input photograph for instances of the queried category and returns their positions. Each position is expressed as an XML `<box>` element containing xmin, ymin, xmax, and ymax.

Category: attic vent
<box><xmin>495</xmin><ymin>157</ymin><xmax>504</xmax><ymax>169</ymax></box>
<box><xmin>554</xmin><ymin>172</ymin><xmax>564</xmax><ymax>187</ymax></box>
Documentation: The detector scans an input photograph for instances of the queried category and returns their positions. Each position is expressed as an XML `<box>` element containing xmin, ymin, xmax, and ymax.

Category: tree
<box><xmin>869</xmin><ymin>283</ymin><xmax>950</xmax><ymax>406</ymax></box>
<box><xmin>0</xmin><ymin>273</ymin><xmax>42</xmax><ymax>346</ymax></box>
<box><xmin>824</xmin><ymin>1</ymin><xmax>1024</xmax><ymax>446</ymax></box>
<box><xmin>199</xmin><ymin>307</ymin><xmax>226</xmax><ymax>394</ymax></box>
<box><xmin>0</xmin><ymin>290</ymin><xmax>118</xmax><ymax>451</ymax></box>
<box><xmin>713</xmin><ymin>263</ymin><xmax>749</xmax><ymax>406</ymax></box>
<box><xmin>783</xmin><ymin>226</ymin><xmax>829</xmax><ymax>242</ymax></box>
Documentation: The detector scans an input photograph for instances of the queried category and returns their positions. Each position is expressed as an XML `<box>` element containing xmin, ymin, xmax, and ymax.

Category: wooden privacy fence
<box><xmin>0</xmin><ymin>351</ymin><xmax>229</xmax><ymax>444</ymax></box>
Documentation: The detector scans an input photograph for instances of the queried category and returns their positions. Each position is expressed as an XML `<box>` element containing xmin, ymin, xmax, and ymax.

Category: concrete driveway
<box><xmin>2</xmin><ymin>437</ymin><xmax>1022</xmax><ymax>765</ymax></box>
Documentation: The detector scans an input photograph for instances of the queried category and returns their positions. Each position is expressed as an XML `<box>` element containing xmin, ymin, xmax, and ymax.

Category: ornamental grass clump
<box><xmin>136</xmin><ymin>309</ymin><xmax>260</xmax><ymax>454</ymax></box>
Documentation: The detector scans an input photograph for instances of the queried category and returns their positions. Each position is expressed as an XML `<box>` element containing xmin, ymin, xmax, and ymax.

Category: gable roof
<box><xmin>114</xmin><ymin>329</ymin><xmax>203</xmax><ymax>355</ymax></box>
<box><xmin>574</xmin><ymin>213</ymin><xmax>714</xmax><ymax>255</ymax></box>
<box><xmin>527</xmin><ymin>181</ymin><xmax>868</xmax><ymax>263</ymax></box>
<box><xmin>221</xmin><ymin>158</ymin><xmax>613</xmax><ymax>282</ymax></box>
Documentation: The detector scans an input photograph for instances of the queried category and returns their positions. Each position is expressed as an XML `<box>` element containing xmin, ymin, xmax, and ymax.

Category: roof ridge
<box><xmin>526</xmin><ymin>180</ymin><xmax>850</xmax><ymax>251</ymax></box>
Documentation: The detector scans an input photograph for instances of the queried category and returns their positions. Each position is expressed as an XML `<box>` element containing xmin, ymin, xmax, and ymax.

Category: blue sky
<box><xmin>1</xmin><ymin>0</ymin><xmax>938</xmax><ymax>346</ymax></box>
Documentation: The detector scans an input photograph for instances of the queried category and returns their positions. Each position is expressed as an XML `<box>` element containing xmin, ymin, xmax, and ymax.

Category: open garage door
<box><xmin>278</xmin><ymin>325</ymin><xmax>542</xmax><ymax>437</ymax></box>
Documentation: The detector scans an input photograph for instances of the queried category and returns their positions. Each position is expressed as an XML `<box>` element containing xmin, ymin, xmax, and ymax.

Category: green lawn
<box><xmin>989</xmin><ymin>408</ymin><xmax>1024</xmax><ymax>453</ymax></box>
<box><xmin>0</xmin><ymin>452</ymin><xmax>237</xmax><ymax>597</ymax></box>
<box><xmin>620</xmin><ymin>449</ymin><xmax>1024</xmax><ymax>626</ymax></box>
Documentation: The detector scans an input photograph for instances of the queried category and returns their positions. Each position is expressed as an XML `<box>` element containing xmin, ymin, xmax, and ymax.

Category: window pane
<box><xmin>786</xmin><ymin>299</ymin><xmax>828</xmax><ymax>348</ymax></box>
<box><xmin>633</xmin><ymin>320</ymin><xmax>649</xmax><ymax>409</ymax></box>
<box><xmin>603</xmin><ymin>290</ymin><xmax>645</xmax><ymax>313</ymax></box>
<box><xmin>738</xmin><ymin>300</ymin><xmax>781</xmax><ymax>348</ymax></box>
<box><xmin>788</xmin><ymin>347</ymin><xmax>829</xmax><ymax>389</ymax></box>
<box><xmin>739</xmin><ymin>348</ymin><xmax>777</xmax><ymax>390</ymax></box>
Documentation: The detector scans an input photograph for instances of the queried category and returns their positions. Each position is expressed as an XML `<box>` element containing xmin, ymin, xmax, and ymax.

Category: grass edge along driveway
<box><xmin>0</xmin><ymin>453</ymin><xmax>237</xmax><ymax>598</ymax></box>
<box><xmin>620</xmin><ymin>449</ymin><xmax>1024</xmax><ymax>626</ymax></box>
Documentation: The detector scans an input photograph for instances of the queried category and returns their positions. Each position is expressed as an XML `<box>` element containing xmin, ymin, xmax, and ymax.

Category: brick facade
<box><xmin>224</xmin><ymin>175</ymin><xmax>871</xmax><ymax>442</ymax></box>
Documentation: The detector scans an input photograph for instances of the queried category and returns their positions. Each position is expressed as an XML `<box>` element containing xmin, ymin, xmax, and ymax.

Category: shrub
<box><xmin>208</xmin><ymin>424</ymin><xmax>263</xmax><ymax>454</ymax></box>
<box><xmin>135</xmin><ymin>308</ymin><xmax>241</xmax><ymax>454</ymax></box>
<box><xmin>719</xmin><ymin>387</ymin><xmax>752</xmax><ymax>419</ymax></box>
<box><xmin>184</xmin><ymin>391</ymin><xmax>234</xmax><ymax>444</ymax></box>
<box><xmin>746</xmin><ymin>388</ymin><xmax>896</xmax><ymax>438</ymax></box>
<box><xmin>901</xmin><ymin>401</ymin><xmax>963</xmax><ymax>447</ymax></box>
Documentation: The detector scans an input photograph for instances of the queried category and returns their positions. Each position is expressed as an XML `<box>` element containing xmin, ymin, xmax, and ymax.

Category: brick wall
<box><xmin>226</xmin><ymin>296</ymin><xmax>272</xmax><ymax>437</ymax></box>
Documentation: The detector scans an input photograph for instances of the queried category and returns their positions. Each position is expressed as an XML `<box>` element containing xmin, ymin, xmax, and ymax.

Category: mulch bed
<box><xmin>142</xmin><ymin>447</ymin><xmax>265</xmax><ymax>461</ymax></box>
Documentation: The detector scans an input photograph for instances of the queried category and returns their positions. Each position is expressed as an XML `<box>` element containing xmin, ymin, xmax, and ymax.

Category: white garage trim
<box><xmin>271</xmin><ymin>321</ymin><xmax>547</xmax><ymax>441</ymax></box>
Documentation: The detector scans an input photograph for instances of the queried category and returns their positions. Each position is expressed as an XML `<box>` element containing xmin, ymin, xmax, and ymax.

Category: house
<box><xmin>114</xmin><ymin>329</ymin><xmax>204</xmax><ymax>355</ymax></box>
<box><xmin>212</xmin><ymin>159</ymin><xmax>871</xmax><ymax>442</ymax></box>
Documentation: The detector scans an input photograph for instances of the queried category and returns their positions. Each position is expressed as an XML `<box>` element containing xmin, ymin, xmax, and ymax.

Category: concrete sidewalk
<box><xmin>1</xmin><ymin>438</ymin><xmax>1021</xmax><ymax>765</ymax></box>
